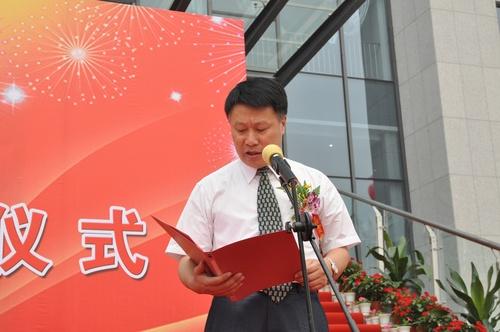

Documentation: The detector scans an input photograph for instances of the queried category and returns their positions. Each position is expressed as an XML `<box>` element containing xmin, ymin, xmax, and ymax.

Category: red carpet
<box><xmin>319</xmin><ymin>291</ymin><xmax>381</xmax><ymax>332</ymax></box>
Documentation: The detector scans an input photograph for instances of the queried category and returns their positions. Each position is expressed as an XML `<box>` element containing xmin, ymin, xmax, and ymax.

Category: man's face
<box><xmin>228</xmin><ymin>104</ymin><xmax>286</xmax><ymax>169</ymax></box>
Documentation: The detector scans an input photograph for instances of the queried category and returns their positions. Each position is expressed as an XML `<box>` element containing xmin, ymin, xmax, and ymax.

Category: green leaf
<box><xmin>486</xmin><ymin>265</ymin><xmax>493</xmax><ymax>291</ymax></box>
<box><xmin>415</xmin><ymin>250</ymin><xmax>425</xmax><ymax>265</ymax></box>
<box><xmin>437</xmin><ymin>279</ymin><xmax>464</xmax><ymax>305</ymax></box>
<box><xmin>483</xmin><ymin>292</ymin><xmax>494</xmax><ymax>317</ymax></box>
<box><xmin>396</xmin><ymin>236</ymin><xmax>407</xmax><ymax>256</ymax></box>
<box><xmin>448</xmin><ymin>282</ymin><xmax>473</xmax><ymax>306</ymax></box>
<box><xmin>313</xmin><ymin>186</ymin><xmax>320</xmax><ymax>195</ymax></box>
<box><xmin>450</xmin><ymin>269</ymin><xmax>468</xmax><ymax>293</ymax></box>
<box><xmin>396</xmin><ymin>256</ymin><xmax>408</xmax><ymax>280</ymax></box>
<box><xmin>470</xmin><ymin>263</ymin><xmax>485</xmax><ymax>318</ymax></box>
<box><xmin>408</xmin><ymin>278</ymin><xmax>425</xmax><ymax>288</ymax></box>
<box><xmin>367</xmin><ymin>249</ymin><xmax>387</xmax><ymax>263</ymax></box>
<box><xmin>383</xmin><ymin>230</ymin><xmax>393</xmax><ymax>248</ymax></box>
<box><xmin>487</xmin><ymin>265</ymin><xmax>500</xmax><ymax>296</ymax></box>
<box><xmin>387</xmin><ymin>246</ymin><xmax>396</xmax><ymax>259</ymax></box>
<box><xmin>409</xmin><ymin>267</ymin><xmax>426</xmax><ymax>277</ymax></box>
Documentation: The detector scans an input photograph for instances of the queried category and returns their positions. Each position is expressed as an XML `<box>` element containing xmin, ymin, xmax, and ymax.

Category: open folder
<box><xmin>154</xmin><ymin>216</ymin><xmax>301</xmax><ymax>301</ymax></box>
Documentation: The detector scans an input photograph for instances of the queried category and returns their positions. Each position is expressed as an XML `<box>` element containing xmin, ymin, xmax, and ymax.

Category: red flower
<box><xmin>475</xmin><ymin>321</ymin><xmax>487</xmax><ymax>332</ymax></box>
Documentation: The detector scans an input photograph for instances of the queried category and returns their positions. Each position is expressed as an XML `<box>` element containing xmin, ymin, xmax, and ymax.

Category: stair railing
<box><xmin>338</xmin><ymin>189</ymin><xmax>500</xmax><ymax>302</ymax></box>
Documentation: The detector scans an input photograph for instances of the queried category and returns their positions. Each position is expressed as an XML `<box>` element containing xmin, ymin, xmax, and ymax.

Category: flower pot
<box><xmin>359</xmin><ymin>302</ymin><xmax>371</xmax><ymax>315</ymax></box>
<box><xmin>381</xmin><ymin>303</ymin><xmax>393</xmax><ymax>313</ymax></box>
<box><xmin>366</xmin><ymin>315</ymin><xmax>380</xmax><ymax>324</ymax></box>
<box><xmin>398</xmin><ymin>326</ymin><xmax>411</xmax><ymax>332</ymax></box>
<box><xmin>343</xmin><ymin>292</ymin><xmax>355</xmax><ymax>303</ymax></box>
<box><xmin>379</xmin><ymin>313</ymin><xmax>391</xmax><ymax>325</ymax></box>
<box><xmin>349</xmin><ymin>303</ymin><xmax>360</xmax><ymax>313</ymax></box>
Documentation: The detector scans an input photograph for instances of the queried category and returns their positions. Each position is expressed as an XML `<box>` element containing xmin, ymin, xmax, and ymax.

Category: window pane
<box><xmin>285</xmin><ymin>74</ymin><xmax>350</xmax><ymax>177</ymax></box>
<box><xmin>187</xmin><ymin>0</ymin><xmax>208</xmax><ymax>14</ymax></box>
<box><xmin>356</xmin><ymin>179</ymin><xmax>406</xmax><ymax>241</ymax></box>
<box><xmin>356</xmin><ymin>179</ymin><xmax>404</xmax><ymax>208</ymax></box>
<box><xmin>330</xmin><ymin>177</ymin><xmax>352</xmax><ymax>213</ymax></box>
<box><xmin>246</xmin><ymin>20</ymin><xmax>279</xmax><ymax>71</ymax></box>
<box><xmin>343</xmin><ymin>0</ymin><xmax>393</xmax><ymax>80</ymax></box>
<box><xmin>302</xmin><ymin>33</ymin><xmax>342</xmax><ymax>76</ymax></box>
<box><xmin>211</xmin><ymin>2</ymin><xmax>277</xmax><ymax>71</ymax></box>
<box><xmin>277</xmin><ymin>1</ymin><xmax>343</xmax><ymax>66</ymax></box>
<box><xmin>140</xmin><ymin>0</ymin><xmax>174</xmax><ymax>9</ymax></box>
<box><xmin>139</xmin><ymin>0</ymin><xmax>206</xmax><ymax>13</ymax></box>
<box><xmin>497</xmin><ymin>6</ymin><xmax>500</xmax><ymax>31</ymax></box>
<box><xmin>349</xmin><ymin>79</ymin><xmax>402</xmax><ymax>180</ymax></box>
<box><xmin>354</xmin><ymin>179</ymin><xmax>406</xmax><ymax>271</ymax></box>
<box><xmin>212</xmin><ymin>0</ymin><xmax>266</xmax><ymax>16</ymax></box>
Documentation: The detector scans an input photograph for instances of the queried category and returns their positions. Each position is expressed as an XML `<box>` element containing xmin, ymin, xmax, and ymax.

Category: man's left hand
<box><xmin>294</xmin><ymin>259</ymin><xmax>327</xmax><ymax>291</ymax></box>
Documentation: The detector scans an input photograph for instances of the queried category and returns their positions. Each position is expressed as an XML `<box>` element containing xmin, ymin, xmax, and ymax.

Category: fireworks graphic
<box><xmin>1</xmin><ymin>1</ymin><xmax>143</xmax><ymax>106</ymax></box>
<box><xmin>0</xmin><ymin>0</ymin><xmax>187</xmax><ymax>106</ymax></box>
<box><xmin>1</xmin><ymin>0</ymin><xmax>245</xmax><ymax>110</ymax></box>
<box><xmin>193</xmin><ymin>17</ymin><xmax>246</xmax><ymax>95</ymax></box>
<box><xmin>78</xmin><ymin>1</ymin><xmax>182</xmax><ymax>51</ymax></box>
<box><xmin>202</xmin><ymin>122</ymin><xmax>238</xmax><ymax>170</ymax></box>
<box><xmin>33</xmin><ymin>25</ymin><xmax>135</xmax><ymax>105</ymax></box>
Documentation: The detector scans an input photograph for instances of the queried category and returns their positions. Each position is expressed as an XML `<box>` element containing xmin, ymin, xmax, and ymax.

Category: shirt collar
<box><xmin>237</xmin><ymin>159</ymin><xmax>281</xmax><ymax>184</ymax></box>
<box><xmin>237</xmin><ymin>159</ymin><xmax>274</xmax><ymax>184</ymax></box>
<box><xmin>237</xmin><ymin>159</ymin><xmax>259</xmax><ymax>183</ymax></box>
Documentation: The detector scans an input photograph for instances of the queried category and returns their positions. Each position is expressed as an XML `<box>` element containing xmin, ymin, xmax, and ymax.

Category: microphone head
<box><xmin>262</xmin><ymin>144</ymin><xmax>283</xmax><ymax>165</ymax></box>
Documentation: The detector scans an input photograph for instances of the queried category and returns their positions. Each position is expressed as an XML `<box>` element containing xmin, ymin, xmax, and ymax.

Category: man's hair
<box><xmin>224</xmin><ymin>77</ymin><xmax>288</xmax><ymax>117</ymax></box>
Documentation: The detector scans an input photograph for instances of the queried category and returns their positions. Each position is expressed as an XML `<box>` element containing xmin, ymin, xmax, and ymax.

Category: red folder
<box><xmin>154</xmin><ymin>216</ymin><xmax>301</xmax><ymax>301</ymax></box>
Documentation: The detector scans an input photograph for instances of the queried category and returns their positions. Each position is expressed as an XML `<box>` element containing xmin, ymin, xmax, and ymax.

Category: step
<box><xmin>329</xmin><ymin>324</ymin><xmax>381</xmax><ymax>332</ymax></box>
<box><xmin>325</xmin><ymin>312</ymin><xmax>364</xmax><ymax>324</ymax></box>
<box><xmin>319</xmin><ymin>291</ymin><xmax>333</xmax><ymax>302</ymax></box>
<box><xmin>321</xmin><ymin>301</ymin><xmax>343</xmax><ymax>312</ymax></box>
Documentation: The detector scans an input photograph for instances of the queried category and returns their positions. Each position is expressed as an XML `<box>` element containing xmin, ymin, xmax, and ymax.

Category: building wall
<box><xmin>390</xmin><ymin>0</ymin><xmax>500</xmax><ymax>277</ymax></box>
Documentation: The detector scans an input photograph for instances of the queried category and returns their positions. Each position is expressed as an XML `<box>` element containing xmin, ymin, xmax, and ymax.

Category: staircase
<box><xmin>319</xmin><ymin>291</ymin><xmax>381</xmax><ymax>332</ymax></box>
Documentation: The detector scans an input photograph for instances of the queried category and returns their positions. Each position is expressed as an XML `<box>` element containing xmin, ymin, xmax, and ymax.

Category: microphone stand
<box><xmin>279</xmin><ymin>176</ymin><xmax>360</xmax><ymax>332</ymax></box>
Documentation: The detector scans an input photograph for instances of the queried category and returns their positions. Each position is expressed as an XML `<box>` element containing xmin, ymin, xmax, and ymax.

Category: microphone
<box><xmin>262</xmin><ymin>144</ymin><xmax>297</xmax><ymax>185</ymax></box>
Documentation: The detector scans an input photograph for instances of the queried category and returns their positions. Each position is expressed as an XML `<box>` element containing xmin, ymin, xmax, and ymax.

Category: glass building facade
<box><xmin>141</xmin><ymin>0</ymin><xmax>408</xmax><ymax>265</ymax></box>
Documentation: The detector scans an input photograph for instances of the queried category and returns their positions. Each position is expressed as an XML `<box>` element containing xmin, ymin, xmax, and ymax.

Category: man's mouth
<box><xmin>246</xmin><ymin>151</ymin><xmax>261</xmax><ymax>157</ymax></box>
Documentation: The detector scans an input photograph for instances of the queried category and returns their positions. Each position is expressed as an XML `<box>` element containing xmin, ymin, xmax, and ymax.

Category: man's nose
<box><xmin>245</xmin><ymin>131</ymin><xmax>258</xmax><ymax>146</ymax></box>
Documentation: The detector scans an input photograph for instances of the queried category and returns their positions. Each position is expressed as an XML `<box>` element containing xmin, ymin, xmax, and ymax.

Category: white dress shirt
<box><xmin>166</xmin><ymin>158</ymin><xmax>360</xmax><ymax>260</ymax></box>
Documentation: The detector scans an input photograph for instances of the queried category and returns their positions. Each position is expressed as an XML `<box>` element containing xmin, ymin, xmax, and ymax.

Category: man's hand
<box><xmin>294</xmin><ymin>259</ymin><xmax>327</xmax><ymax>291</ymax></box>
<box><xmin>179</xmin><ymin>257</ymin><xmax>245</xmax><ymax>297</ymax></box>
<box><xmin>293</xmin><ymin>247</ymin><xmax>350</xmax><ymax>291</ymax></box>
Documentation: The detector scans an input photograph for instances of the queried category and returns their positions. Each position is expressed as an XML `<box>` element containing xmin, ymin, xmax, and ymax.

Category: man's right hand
<box><xmin>179</xmin><ymin>256</ymin><xmax>245</xmax><ymax>297</ymax></box>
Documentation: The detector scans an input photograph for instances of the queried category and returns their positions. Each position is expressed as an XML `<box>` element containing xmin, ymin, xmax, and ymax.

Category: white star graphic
<box><xmin>2</xmin><ymin>84</ymin><xmax>26</xmax><ymax>106</ymax></box>
<box><xmin>170</xmin><ymin>91</ymin><xmax>182</xmax><ymax>102</ymax></box>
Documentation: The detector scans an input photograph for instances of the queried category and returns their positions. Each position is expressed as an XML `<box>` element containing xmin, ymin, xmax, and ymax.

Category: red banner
<box><xmin>0</xmin><ymin>0</ymin><xmax>245</xmax><ymax>330</ymax></box>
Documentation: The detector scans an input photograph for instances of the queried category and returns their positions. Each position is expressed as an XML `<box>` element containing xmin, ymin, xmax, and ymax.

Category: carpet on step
<box><xmin>325</xmin><ymin>312</ymin><xmax>364</xmax><ymax>324</ymax></box>
<box><xmin>329</xmin><ymin>324</ymin><xmax>382</xmax><ymax>332</ymax></box>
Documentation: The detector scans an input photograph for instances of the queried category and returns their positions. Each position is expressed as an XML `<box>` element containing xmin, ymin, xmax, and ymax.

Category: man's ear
<box><xmin>280</xmin><ymin>115</ymin><xmax>287</xmax><ymax>135</ymax></box>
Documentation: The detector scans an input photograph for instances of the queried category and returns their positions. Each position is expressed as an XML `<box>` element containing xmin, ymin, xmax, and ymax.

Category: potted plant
<box><xmin>337</xmin><ymin>261</ymin><xmax>364</xmax><ymax>304</ymax></box>
<box><xmin>437</xmin><ymin>262</ymin><xmax>500</xmax><ymax>331</ymax></box>
<box><xmin>357</xmin><ymin>296</ymin><xmax>372</xmax><ymax>315</ymax></box>
<box><xmin>354</xmin><ymin>272</ymin><xmax>399</xmax><ymax>311</ymax></box>
<box><xmin>391</xmin><ymin>288</ymin><xmax>417</xmax><ymax>329</ymax></box>
<box><xmin>433</xmin><ymin>317</ymin><xmax>486</xmax><ymax>332</ymax></box>
<box><xmin>367</xmin><ymin>230</ymin><xmax>428</xmax><ymax>294</ymax></box>
<box><xmin>412</xmin><ymin>292</ymin><xmax>454</xmax><ymax>331</ymax></box>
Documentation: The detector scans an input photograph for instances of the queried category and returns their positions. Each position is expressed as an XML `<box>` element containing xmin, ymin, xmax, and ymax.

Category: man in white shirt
<box><xmin>167</xmin><ymin>77</ymin><xmax>360</xmax><ymax>331</ymax></box>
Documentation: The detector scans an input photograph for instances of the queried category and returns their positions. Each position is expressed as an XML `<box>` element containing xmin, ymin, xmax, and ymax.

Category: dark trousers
<box><xmin>204</xmin><ymin>285</ymin><xmax>328</xmax><ymax>332</ymax></box>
